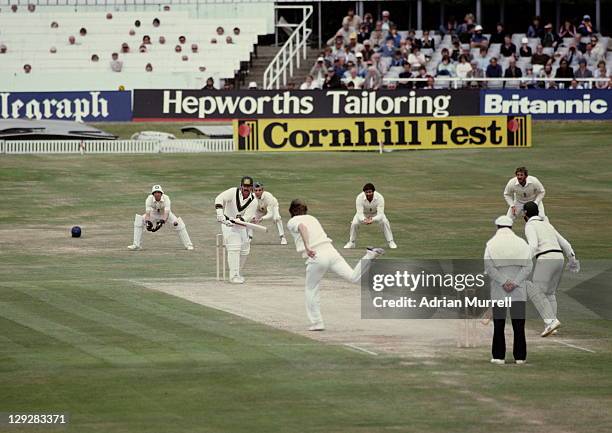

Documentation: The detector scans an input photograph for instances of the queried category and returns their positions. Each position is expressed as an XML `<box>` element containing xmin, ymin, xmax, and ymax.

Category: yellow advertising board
<box><xmin>234</xmin><ymin>116</ymin><xmax>531</xmax><ymax>151</ymax></box>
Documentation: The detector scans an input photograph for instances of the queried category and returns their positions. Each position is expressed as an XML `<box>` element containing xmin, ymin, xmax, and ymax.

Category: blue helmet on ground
<box><xmin>71</xmin><ymin>226</ymin><xmax>82</xmax><ymax>238</ymax></box>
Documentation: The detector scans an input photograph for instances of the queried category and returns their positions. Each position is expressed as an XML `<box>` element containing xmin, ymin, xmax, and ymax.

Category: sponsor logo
<box><xmin>0</xmin><ymin>92</ymin><xmax>112</xmax><ymax>122</ymax></box>
<box><xmin>235</xmin><ymin>116</ymin><xmax>531</xmax><ymax>151</ymax></box>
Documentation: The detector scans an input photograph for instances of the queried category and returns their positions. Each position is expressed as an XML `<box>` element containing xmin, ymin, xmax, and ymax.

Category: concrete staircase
<box><xmin>246</xmin><ymin>45</ymin><xmax>320</xmax><ymax>89</ymax></box>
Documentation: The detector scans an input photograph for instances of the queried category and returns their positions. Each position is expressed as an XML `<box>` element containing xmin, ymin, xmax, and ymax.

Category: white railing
<box><xmin>383</xmin><ymin>77</ymin><xmax>611</xmax><ymax>89</ymax></box>
<box><xmin>0</xmin><ymin>139</ymin><xmax>235</xmax><ymax>154</ymax></box>
<box><xmin>263</xmin><ymin>5</ymin><xmax>312</xmax><ymax>90</ymax></box>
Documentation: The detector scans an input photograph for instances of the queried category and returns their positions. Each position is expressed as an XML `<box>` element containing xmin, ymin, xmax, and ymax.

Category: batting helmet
<box><xmin>240</xmin><ymin>176</ymin><xmax>254</xmax><ymax>187</ymax></box>
<box><xmin>71</xmin><ymin>226</ymin><xmax>82</xmax><ymax>238</ymax></box>
<box><xmin>523</xmin><ymin>201</ymin><xmax>539</xmax><ymax>218</ymax></box>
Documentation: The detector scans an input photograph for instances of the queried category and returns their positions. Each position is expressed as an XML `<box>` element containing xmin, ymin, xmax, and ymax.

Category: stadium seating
<box><xmin>0</xmin><ymin>6</ymin><xmax>274</xmax><ymax>90</ymax></box>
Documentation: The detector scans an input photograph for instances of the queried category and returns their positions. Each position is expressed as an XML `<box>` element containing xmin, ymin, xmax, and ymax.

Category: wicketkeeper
<box><xmin>128</xmin><ymin>185</ymin><xmax>194</xmax><ymax>251</ymax></box>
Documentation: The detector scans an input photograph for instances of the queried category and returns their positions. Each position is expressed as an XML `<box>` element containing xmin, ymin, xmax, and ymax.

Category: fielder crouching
<box><xmin>128</xmin><ymin>184</ymin><xmax>194</xmax><ymax>251</ymax></box>
<box><xmin>215</xmin><ymin>176</ymin><xmax>258</xmax><ymax>284</ymax></box>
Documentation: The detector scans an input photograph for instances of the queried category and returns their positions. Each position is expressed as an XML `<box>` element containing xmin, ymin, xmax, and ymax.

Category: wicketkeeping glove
<box><xmin>151</xmin><ymin>220</ymin><xmax>165</xmax><ymax>232</ymax></box>
<box><xmin>146</xmin><ymin>221</ymin><xmax>154</xmax><ymax>231</ymax></box>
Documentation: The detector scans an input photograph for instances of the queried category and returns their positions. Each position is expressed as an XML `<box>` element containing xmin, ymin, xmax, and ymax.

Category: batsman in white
<box><xmin>128</xmin><ymin>185</ymin><xmax>194</xmax><ymax>251</ymax></box>
<box><xmin>251</xmin><ymin>182</ymin><xmax>288</xmax><ymax>245</ymax></box>
<box><xmin>287</xmin><ymin>199</ymin><xmax>385</xmax><ymax>331</ymax></box>
<box><xmin>504</xmin><ymin>167</ymin><xmax>546</xmax><ymax>220</ymax></box>
<box><xmin>522</xmin><ymin>201</ymin><xmax>579</xmax><ymax>337</ymax></box>
<box><xmin>344</xmin><ymin>183</ymin><xmax>397</xmax><ymax>249</ymax></box>
<box><xmin>215</xmin><ymin>176</ymin><xmax>258</xmax><ymax>284</ymax></box>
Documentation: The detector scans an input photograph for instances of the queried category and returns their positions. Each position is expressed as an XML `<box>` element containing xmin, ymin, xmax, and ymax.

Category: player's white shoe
<box><xmin>308</xmin><ymin>323</ymin><xmax>325</xmax><ymax>331</ymax></box>
<box><xmin>551</xmin><ymin>329</ymin><xmax>558</xmax><ymax>335</ymax></box>
<box><xmin>344</xmin><ymin>241</ymin><xmax>356</xmax><ymax>249</ymax></box>
<box><xmin>367</xmin><ymin>247</ymin><xmax>385</xmax><ymax>258</ymax></box>
<box><xmin>186</xmin><ymin>246</ymin><xmax>194</xmax><ymax>251</ymax></box>
<box><xmin>515</xmin><ymin>360</ymin><xmax>527</xmax><ymax>365</ymax></box>
<box><xmin>490</xmin><ymin>359</ymin><xmax>505</xmax><ymax>365</ymax></box>
<box><xmin>229</xmin><ymin>276</ymin><xmax>245</xmax><ymax>284</ymax></box>
<box><xmin>280</xmin><ymin>236</ymin><xmax>288</xmax><ymax>245</ymax></box>
<box><xmin>388</xmin><ymin>240</ymin><xmax>397</xmax><ymax>249</ymax></box>
<box><xmin>541</xmin><ymin>319</ymin><xmax>561</xmax><ymax>337</ymax></box>
<box><xmin>127</xmin><ymin>245</ymin><xmax>141</xmax><ymax>251</ymax></box>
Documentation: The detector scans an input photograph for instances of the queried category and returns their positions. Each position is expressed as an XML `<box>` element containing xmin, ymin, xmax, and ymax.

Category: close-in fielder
<box><xmin>251</xmin><ymin>182</ymin><xmax>287</xmax><ymax>245</ymax></box>
<box><xmin>128</xmin><ymin>184</ymin><xmax>193</xmax><ymax>251</ymax></box>
<box><xmin>215</xmin><ymin>176</ymin><xmax>258</xmax><ymax>284</ymax></box>
<box><xmin>344</xmin><ymin>183</ymin><xmax>397</xmax><ymax>249</ymax></box>
<box><xmin>523</xmin><ymin>201</ymin><xmax>579</xmax><ymax>337</ymax></box>
<box><xmin>504</xmin><ymin>167</ymin><xmax>546</xmax><ymax>220</ymax></box>
<box><xmin>287</xmin><ymin>199</ymin><xmax>384</xmax><ymax>331</ymax></box>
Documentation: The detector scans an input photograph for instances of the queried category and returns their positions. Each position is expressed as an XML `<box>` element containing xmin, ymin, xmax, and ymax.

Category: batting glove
<box><xmin>216</xmin><ymin>208</ymin><xmax>225</xmax><ymax>223</ymax></box>
<box><xmin>567</xmin><ymin>256</ymin><xmax>580</xmax><ymax>273</ymax></box>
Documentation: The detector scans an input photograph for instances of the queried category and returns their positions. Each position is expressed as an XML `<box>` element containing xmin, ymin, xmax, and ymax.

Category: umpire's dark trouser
<box><xmin>492</xmin><ymin>301</ymin><xmax>526</xmax><ymax>361</ymax></box>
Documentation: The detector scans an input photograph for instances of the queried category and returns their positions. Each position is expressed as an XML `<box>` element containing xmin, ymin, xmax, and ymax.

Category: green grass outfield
<box><xmin>1</xmin><ymin>121</ymin><xmax>611</xmax><ymax>433</ymax></box>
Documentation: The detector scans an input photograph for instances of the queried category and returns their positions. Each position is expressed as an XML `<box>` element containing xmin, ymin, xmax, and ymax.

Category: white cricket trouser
<box><xmin>251</xmin><ymin>208</ymin><xmax>285</xmax><ymax>239</ymax></box>
<box><xmin>304</xmin><ymin>243</ymin><xmax>376</xmax><ymax>326</ymax></box>
<box><xmin>528</xmin><ymin>252</ymin><xmax>564</xmax><ymax>323</ymax></box>
<box><xmin>349</xmin><ymin>213</ymin><xmax>394</xmax><ymax>243</ymax></box>
<box><xmin>132</xmin><ymin>212</ymin><xmax>193</xmax><ymax>248</ymax></box>
<box><xmin>507</xmin><ymin>201</ymin><xmax>546</xmax><ymax>220</ymax></box>
<box><xmin>221</xmin><ymin>223</ymin><xmax>251</xmax><ymax>279</ymax></box>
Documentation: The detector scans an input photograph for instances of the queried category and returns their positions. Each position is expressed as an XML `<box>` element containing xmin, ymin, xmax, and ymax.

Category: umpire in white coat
<box><xmin>484</xmin><ymin>215</ymin><xmax>532</xmax><ymax>364</ymax></box>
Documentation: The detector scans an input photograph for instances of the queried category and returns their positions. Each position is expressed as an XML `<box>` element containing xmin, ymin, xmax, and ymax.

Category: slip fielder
<box><xmin>344</xmin><ymin>183</ymin><xmax>397</xmax><ymax>249</ymax></box>
<box><xmin>504</xmin><ymin>167</ymin><xmax>546</xmax><ymax>220</ymax></box>
<box><xmin>251</xmin><ymin>182</ymin><xmax>288</xmax><ymax>245</ymax></box>
<box><xmin>215</xmin><ymin>176</ymin><xmax>258</xmax><ymax>284</ymax></box>
<box><xmin>287</xmin><ymin>199</ymin><xmax>385</xmax><ymax>331</ymax></box>
<box><xmin>128</xmin><ymin>184</ymin><xmax>193</xmax><ymax>251</ymax></box>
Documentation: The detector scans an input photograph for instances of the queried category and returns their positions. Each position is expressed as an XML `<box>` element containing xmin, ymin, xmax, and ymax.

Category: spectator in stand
<box><xmin>476</xmin><ymin>46</ymin><xmax>491</xmax><ymax>70</ymax></box>
<box><xmin>328</xmin><ymin>22</ymin><xmax>353</xmax><ymax>46</ymax></box>
<box><xmin>357</xmin><ymin>23</ymin><xmax>370</xmax><ymax>44</ymax></box>
<box><xmin>504</xmin><ymin>57</ymin><xmax>523</xmax><ymax>86</ymax></box>
<box><xmin>398</xmin><ymin>63</ymin><xmax>413</xmax><ymax>88</ymax></box>
<box><xmin>28</xmin><ymin>4</ymin><xmax>35</xmax><ymax>12</ymax></box>
<box><xmin>181</xmin><ymin>55</ymin><xmax>189</xmax><ymax>62</ymax></box>
<box><xmin>226</xmin><ymin>36</ymin><xmax>234</xmax><ymax>44</ymax></box>
<box><xmin>388</xmin><ymin>26</ymin><xmax>402</xmax><ymax>48</ymax></box>
<box><xmin>51</xmin><ymin>21</ymin><xmax>59</xmax><ymax>29</ymax></box>
<box><xmin>531</xmin><ymin>44</ymin><xmax>550</xmax><ymax>65</ymax></box>
<box><xmin>216</xmin><ymin>27</ymin><xmax>224</xmax><ymax>36</ymax></box>
<box><xmin>68</xmin><ymin>35</ymin><xmax>77</xmax><ymax>46</ymax></box>
<box><xmin>159</xmin><ymin>36</ymin><xmax>166</xmax><ymax>45</ymax></box>
<box><xmin>191</xmin><ymin>44</ymin><xmax>199</xmax><ymax>53</ymax></box>
<box><xmin>363</xmin><ymin>66</ymin><xmax>382</xmax><ymax>89</ymax></box>
<box><xmin>575</xmin><ymin>58</ymin><xmax>593</xmax><ymax>82</ymax></box>
<box><xmin>457</xmin><ymin>13</ymin><xmax>474</xmax><ymax>36</ymax></box>
<box><xmin>362</xmin><ymin>13</ymin><xmax>374</xmax><ymax>32</ymax></box>
<box><xmin>202</xmin><ymin>77</ymin><xmax>216</xmax><ymax>90</ymax></box>
<box><xmin>143</xmin><ymin>35</ymin><xmax>151</xmax><ymax>45</ymax></box>
<box><xmin>565</xmin><ymin>43</ymin><xmax>580</xmax><ymax>66</ymax></box>
<box><xmin>581</xmin><ymin>43</ymin><xmax>600</xmax><ymax>67</ymax></box>
<box><xmin>538</xmin><ymin>63</ymin><xmax>556</xmax><ymax>88</ymax></box>
<box><xmin>490</xmin><ymin>23</ymin><xmax>506</xmax><ymax>44</ymax></box>
<box><xmin>407</xmin><ymin>30</ymin><xmax>420</xmax><ymax>49</ymax></box>
<box><xmin>591</xmin><ymin>36</ymin><xmax>606</xmax><ymax>61</ymax></box>
<box><xmin>333</xmin><ymin>57</ymin><xmax>347</xmax><ymax>76</ymax></box>
<box><xmin>471</xmin><ymin>25</ymin><xmax>487</xmax><ymax>49</ymax></box>
<box><xmin>179</xmin><ymin>35</ymin><xmax>186</xmax><ymax>45</ymax></box>
<box><xmin>48</xmin><ymin>46</ymin><xmax>57</xmax><ymax>54</ymax></box>
<box><xmin>459</xmin><ymin>23</ymin><xmax>475</xmax><ymax>44</ymax></box>
<box><xmin>413</xmin><ymin>65</ymin><xmax>428</xmax><ymax>89</ymax></box>
<box><xmin>486</xmin><ymin>57</ymin><xmax>503</xmax><ymax>78</ymax></box>
<box><xmin>450</xmin><ymin>40</ymin><xmax>462</xmax><ymax>61</ymax></box>
<box><xmin>79</xmin><ymin>28</ymin><xmax>87</xmax><ymax>37</ymax></box>
<box><xmin>361</xmin><ymin>40</ymin><xmax>375</xmax><ymax>61</ymax></box>
<box><xmin>0</xmin><ymin>44</ymin><xmax>7</xmax><ymax>54</ymax></box>
<box><xmin>121</xmin><ymin>42</ymin><xmax>130</xmax><ymax>53</ymax></box>
<box><xmin>322</xmin><ymin>46</ymin><xmax>334</xmax><ymax>64</ymax></box>
<box><xmin>343</xmin><ymin>8</ymin><xmax>361</xmax><ymax>30</ymax></box>
<box><xmin>139</xmin><ymin>44</ymin><xmax>147</xmax><ymax>53</ymax></box>
<box><xmin>369</xmin><ymin>21</ymin><xmax>387</xmax><ymax>48</ymax></box>
<box><xmin>175</xmin><ymin>45</ymin><xmax>182</xmax><ymax>53</ymax></box>
<box><xmin>577</xmin><ymin>15</ymin><xmax>594</xmax><ymax>36</ymax></box>
<box><xmin>390</xmin><ymin>50</ymin><xmax>406</xmax><ymax>67</ymax></box>
<box><xmin>129</xmin><ymin>29</ymin><xmax>136</xmax><ymax>36</ymax></box>
<box><xmin>520</xmin><ymin>67</ymin><xmax>537</xmax><ymax>88</ymax></box>
<box><xmin>347</xmin><ymin>33</ymin><xmax>363</xmax><ymax>53</ymax></box>
<box><xmin>23</xmin><ymin>64</ymin><xmax>32</xmax><ymax>74</ymax></box>
<box><xmin>323</xmin><ymin>67</ymin><xmax>343</xmax><ymax>89</ymax></box>
<box><xmin>527</xmin><ymin>16</ymin><xmax>544</xmax><ymax>39</ymax></box>
<box><xmin>558</xmin><ymin>19</ymin><xmax>577</xmax><ymax>39</ymax></box>
<box><xmin>355</xmin><ymin>52</ymin><xmax>367</xmax><ymax>76</ymax></box>
<box><xmin>420</xmin><ymin>30</ymin><xmax>435</xmax><ymax>50</ymax></box>
<box><xmin>106</xmin><ymin>12</ymin><xmax>113</xmax><ymax>20</ymax></box>
<box><xmin>467</xmin><ymin>59</ymin><xmax>485</xmax><ymax>87</ymax></box>
<box><xmin>542</xmin><ymin>23</ymin><xmax>558</xmax><ymax>48</ymax></box>
<box><xmin>91</xmin><ymin>54</ymin><xmax>99</xmax><ymax>62</ymax></box>
<box><xmin>439</xmin><ymin>17</ymin><xmax>457</xmax><ymax>36</ymax></box>
<box><xmin>424</xmin><ymin>75</ymin><xmax>435</xmax><ymax>89</ymax></box>
<box><xmin>407</xmin><ymin>46</ymin><xmax>426</xmax><ymax>69</ymax></box>
<box><xmin>233</xmin><ymin>27</ymin><xmax>241</xmax><ymax>36</ymax></box>
<box><xmin>519</xmin><ymin>38</ymin><xmax>532</xmax><ymax>57</ymax></box>
<box><xmin>110</xmin><ymin>53</ymin><xmax>122</xmax><ymax>72</ymax></box>
<box><xmin>594</xmin><ymin>61</ymin><xmax>609</xmax><ymax>89</ymax></box>
<box><xmin>300</xmin><ymin>74</ymin><xmax>319</xmax><ymax>90</ymax></box>
<box><xmin>437</xmin><ymin>54</ymin><xmax>456</xmax><ymax>77</ymax></box>
<box><xmin>568</xmin><ymin>79</ymin><xmax>583</xmax><ymax>89</ymax></box>
<box><xmin>555</xmin><ymin>58</ymin><xmax>575</xmax><ymax>87</ymax></box>
<box><xmin>145</xmin><ymin>63</ymin><xmax>153</xmax><ymax>72</ymax></box>
<box><xmin>153</xmin><ymin>18</ymin><xmax>161</xmax><ymax>28</ymax></box>
<box><xmin>380</xmin><ymin>38</ymin><xmax>395</xmax><ymax>57</ymax></box>
<box><xmin>10</xmin><ymin>4</ymin><xmax>17</xmax><ymax>12</ymax></box>
<box><xmin>134</xmin><ymin>20</ymin><xmax>141</xmax><ymax>28</ymax></box>
<box><xmin>310</xmin><ymin>57</ymin><xmax>327</xmax><ymax>83</ymax></box>
<box><xmin>456</xmin><ymin>54</ymin><xmax>472</xmax><ymax>79</ymax></box>
<box><xmin>500</xmin><ymin>35</ymin><xmax>516</xmax><ymax>57</ymax></box>
<box><xmin>343</xmin><ymin>67</ymin><xmax>365</xmax><ymax>89</ymax></box>
<box><xmin>381</xmin><ymin>11</ymin><xmax>393</xmax><ymax>32</ymax></box>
